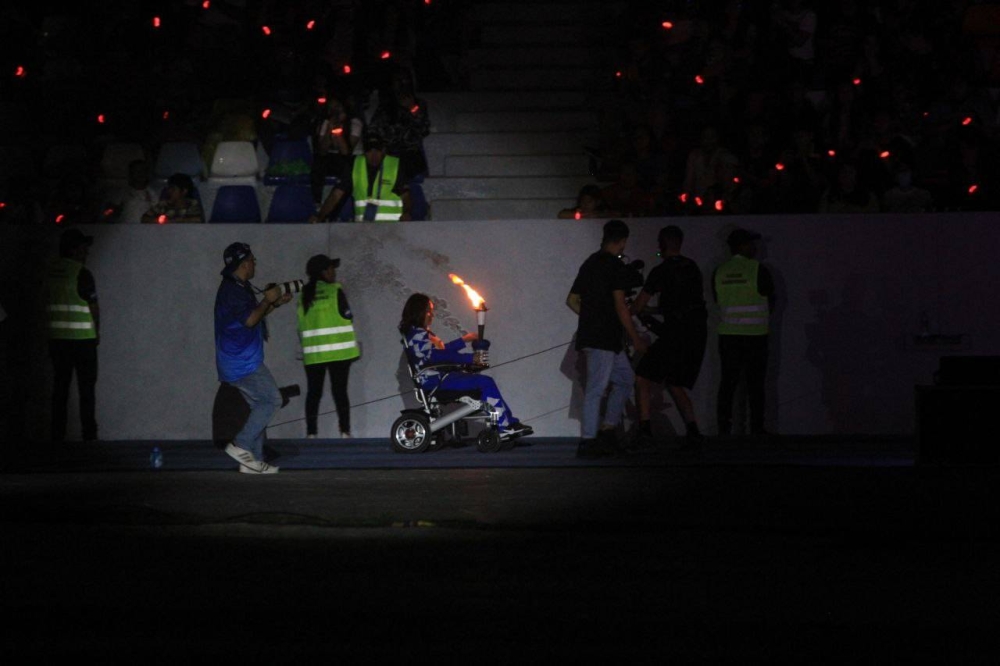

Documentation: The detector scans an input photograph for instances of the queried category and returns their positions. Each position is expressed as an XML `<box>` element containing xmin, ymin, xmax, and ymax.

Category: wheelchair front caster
<box><xmin>391</xmin><ymin>413</ymin><xmax>432</xmax><ymax>453</ymax></box>
<box><xmin>476</xmin><ymin>428</ymin><xmax>502</xmax><ymax>453</ymax></box>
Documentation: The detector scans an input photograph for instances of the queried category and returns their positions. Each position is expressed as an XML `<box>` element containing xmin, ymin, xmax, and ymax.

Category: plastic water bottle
<box><xmin>150</xmin><ymin>446</ymin><xmax>164</xmax><ymax>470</ymax></box>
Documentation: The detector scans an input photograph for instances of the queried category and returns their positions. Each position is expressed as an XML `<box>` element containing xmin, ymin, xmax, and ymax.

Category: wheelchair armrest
<box><xmin>414</xmin><ymin>362</ymin><xmax>488</xmax><ymax>381</ymax></box>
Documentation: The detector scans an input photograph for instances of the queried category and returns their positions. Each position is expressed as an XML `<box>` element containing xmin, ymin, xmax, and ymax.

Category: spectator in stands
<box><xmin>368</xmin><ymin>72</ymin><xmax>431</xmax><ymax>179</ymax></box>
<box><xmin>112</xmin><ymin>160</ymin><xmax>159</xmax><ymax>224</ymax></box>
<box><xmin>141</xmin><ymin>173</ymin><xmax>204</xmax><ymax>224</ymax></box>
<box><xmin>601</xmin><ymin>162</ymin><xmax>653</xmax><ymax>218</ymax></box>
<box><xmin>882</xmin><ymin>159</ymin><xmax>933</xmax><ymax>213</ymax></box>
<box><xmin>310</xmin><ymin>95</ymin><xmax>364</xmax><ymax>204</ymax></box>
<box><xmin>818</xmin><ymin>160</ymin><xmax>879</xmax><ymax>214</ymax></box>
<box><xmin>682</xmin><ymin>126</ymin><xmax>739</xmax><ymax>209</ymax></box>
<box><xmin>558</xmin><ymin>185</ymin><xmax>615</xmax><ymax>220</ymax></box>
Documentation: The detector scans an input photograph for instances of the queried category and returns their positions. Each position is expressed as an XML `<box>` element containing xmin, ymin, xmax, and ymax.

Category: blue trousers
<box><xmin>229</xmin><ymin>363</ymin><xmax>282</xmax><ymax>460</ymax></box>
<box><xmin>424</xmin><ymin>372</ymin><xmax>516</xmax><ymax>428</ymax></box>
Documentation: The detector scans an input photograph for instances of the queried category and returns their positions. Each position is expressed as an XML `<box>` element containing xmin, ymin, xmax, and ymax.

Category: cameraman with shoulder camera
<box><xmin>215</xmin><ymin>242</ymin><xmax>292</xmax><ymax>474</ymax></box>
<box><xmin>566</xmin><ymin>219</ymin><xmax>648</xmax><ymax>459</ymax></box>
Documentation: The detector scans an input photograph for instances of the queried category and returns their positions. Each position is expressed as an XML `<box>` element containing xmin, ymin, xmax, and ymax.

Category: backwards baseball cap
<box><xmin>221</xmin><ymin>242</ymin><xmax>253</xmax><ymax>276</ymax></box>
<box><xmin>59</xmin><ymin>228</ymin><xmax>93</xmax><ymax>254</ymax></box>
<box><xmin>306</xmin><ymin>254</ymin><xmax>340</xmax><ymax>278</ymax></box>
<box><xmin>727</xmin><ymin>228</ymin><xmax>761</xmax><ymax>249</ymax></box>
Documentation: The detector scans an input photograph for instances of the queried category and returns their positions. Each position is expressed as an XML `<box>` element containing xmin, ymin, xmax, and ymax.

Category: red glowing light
<box><xmin>733</xmin><ymin>177</ymin><xmax>740</xmax><ymax>184</ymax></box>
<box><xmin>775</xmin><ymin>163</ymin><xmax>785</xmax><ymax>171</ymax></box>
<box><xmin>880</xmin><ymin>150</ymin><xmax>890</xmax><ymax>159</ymax></box>
<box><xmin>15</xmin><ymin>65</ymin><xmax>26</xmax><ymax>78</ymax></box>
<box><xmin>381</xmin><ymin>51</ymin><xmax>391</xmax><ymax>60</ymax></box>
<box><xmin>343</xmin><ymin>64</ymin><xmax>352</xmax><ymax>74</ymax></box>
<box><xmin>157</xmin><ymin>215</ymin><xmax>167</xmax><ymax>224</ymax></box>
<box><xmin>662</xmin><ymin>21</ymin><xmax>674</xmax><ymax>29</ymax></box>
<box><xmin>425</xmin><ymin>0</ymin><xmax>432</xmax><ymax>5</ymax></box>
<box><xmin>410</xmin><ymin>104</ymin><xmax>420</xmax><ymax>114</ymax></box>
<box><xmin>694</xmin><ymin>74</ymin><xmax>705</xmax><ymax>85</ymax></box>
<box><xmin>262</xmin><ymin>25</ymin><xmax>272</xmax><ymax>36</ymax></box>
<box><xmin>55</xmin><ymin>214</ymin><xmax>65</xmax><ymax>224</ymax></box>
<box><xmin>969</xmin><ymin>184</ymin><xmax>979</xmax><ymax>194</ymax></box>
<box><xmin>202</xmin><ymin>1</ymin><xmax>210</xmax><ymax>8</ymax></box>
<box><xmin>828</xmin><ymin>149</ymin><xmax>836</xmax><ymax>157</ymax></box>
<box><xmin>679</xmin><ymin>193</ymin><xmax>688</xmax><ymax>203</ymax></box>
<box><xmin>615</xmin><ymin>70</ymin><xmax>623</xmax><ymax>78</ymax></box>
<box><xmin>317</xmin><ymin>97</ymin><xmax>327</xmax><ymax>105</ymax></box>
<box><xmin>261</xmin><ymin>108</ymin><xmax>271</xmax><ymax>119</ymax></box>
<box><xmin>923</xmin><ymin>111</ymin><xmax>930</xmax><ymax>117</ymax></box>
<box><xmin>962</xmin><ymin>116</ymin><xmax>972</xmax><ymax>126</ymax></box>
<box><xmin>306</xmin><ymin>20</ymin><xmax>316</xmax><ymax>30</ymax></box>
<box><xmin>695</xmin><ymin>197</ymin><xmax>703</xmax><ymax>207</ymax></box>
<box><xmin>103</xmin><ymin>208</ymin><xmax>114</xmax><ymax>217</ymax></box>
<box><xmin>97</xmin><ymin>114</ymin><xmax>106</xmax><ymax>124</ymax></box>
<box><xmin>715</xmin><ymin>200</ymin><xmax>724</xmax><ymax>211</ymax></box>
<box><xmin>853</xmin><ymin>78</ymin><xmax>862</xmax><ymax>86</ymax></box>
<box><xmin>162</xmin><ymin>110</ymin><xmax>170</xmax><ymax>120</ymax></box>
<box><xmin>574</xmin><ymin>211</ymin><xmax>582</xmax><ymax>220</ymax></box>
<box><xmin>153</xmin><ymin>16</ymin><xmax>161</xmax><ymax>28</ymax></box>
<box><xmin>0</xmin><ymin>202</ymin><xmax>6</xmax><ymax>209</ymax></box>
<box><xmin>331</xmin><ymin>127</ymin><xmax>343</xmax><ymax>136</ymax></box>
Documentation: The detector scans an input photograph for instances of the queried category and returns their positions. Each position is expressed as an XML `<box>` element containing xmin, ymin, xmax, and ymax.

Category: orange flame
<box><xmin>448</xmin><ymin>274</ymin><xmax>485</xmax><ymax>309</ymax></box>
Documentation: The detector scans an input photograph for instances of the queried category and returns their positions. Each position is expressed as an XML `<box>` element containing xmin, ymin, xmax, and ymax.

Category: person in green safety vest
<box><xmin>309</xmin><ymin>132</ymin><xmax>413</xmax><ymax>223</ymax></box>
<box><xmin>46</xmin><ymin>228</ymin><xmax>100</xmax><ymax>442</ymax></box>
<box><xmin>297</xmin><ymin>254</ymin><xmax>360</xmax><ymax>438</ymax></box>
<box><xmin>712</xmin><ymin>228</ymin><xmax>775</xmax><ymax>437</ymax></box>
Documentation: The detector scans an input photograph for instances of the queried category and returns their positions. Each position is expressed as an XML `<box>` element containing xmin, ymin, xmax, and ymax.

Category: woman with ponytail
<box><xmin>297</xmin><ymin>254</ymin><xmax>360</xmax><ymax>438</ymax></box>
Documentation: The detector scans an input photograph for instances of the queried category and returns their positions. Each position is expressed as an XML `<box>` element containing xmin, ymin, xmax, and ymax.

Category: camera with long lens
<box><xmin>266</xmin><ymin>280</ymin><xmax>305</xmax><ymax>296</ymax></box>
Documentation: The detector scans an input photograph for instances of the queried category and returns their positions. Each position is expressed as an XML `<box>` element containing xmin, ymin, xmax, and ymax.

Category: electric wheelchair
<box><xmin>390</xmin><ymin>342</ymin><xmax>532</xmax><ymax>453</ymax></box>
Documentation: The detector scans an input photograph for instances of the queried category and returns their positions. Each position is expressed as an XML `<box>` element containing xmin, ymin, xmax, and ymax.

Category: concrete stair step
<box><xmin>481</xmin><ymin>23</ymin><xmax>590</xmax><ymax>46</ymax></box>
<box><xmin>443</xmin><ymin>154</ymin><xmax>590</xmax><ymax>177</ymax></box>
<box><xmin>454</xmin><ymin>110</ymin><xmax>596</xmax><ymax>133</ymax></box>
<box><xmin>425</xmin><ymin>91</ymin><xmax>587</xmax><ymax>132</ymax></box>
<box><xmin>423</xmin><ymin>176</ymin><xmax>592</xmax><ymax>200</ymax></box>
<box><xmin>430</xmin><ymin>198</ymin><xmax>573</xmax><ymax>221</ymax></box>
<box><xmin>470</xmin><ymin>67</ymin><xmax>609</xmax><ymax>91</ymax></box>
<box><xmin>469</xmin><ymin>2</ymin><xmax>624</xmax><ymax>24</ymax></box>
<box><xmin>424</xmin><ymin>131</ymin><xmax>595</xmax><ymax>176</ymax></box>
<box><xmin>467</xmin><ymin>45</ymin><xmax>613</xmax><ymax>68</ymax></box>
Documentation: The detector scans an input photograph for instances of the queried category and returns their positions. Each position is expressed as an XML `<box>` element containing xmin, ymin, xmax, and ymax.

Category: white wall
<box><xmin>3</xmin><ymin>214</ymin><xmax>998</xmax><ymax>441</ymax></box>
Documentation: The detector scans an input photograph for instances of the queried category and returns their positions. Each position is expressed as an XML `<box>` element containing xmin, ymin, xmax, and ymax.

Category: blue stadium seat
<box><xmin>409</xmin><ymin>182</ymin><xmax>429</xmax><ymax>221</ymax></box>
<box><xmin>266</xmin><ymin>185</ymin><xmax>316</xmax><ymax>223</ymax></box>
<box><xmin>154</xmin><ymin>142</ymin><xmax>205</xmax><ymax>179</ymax></box>
<box><xmin>263</xmin><ymin>138</ymin><xmax>313</xmax><ymax>186</ymax></box>
<box><xmin>209</xmin><ymin>185</ymin><xmax>261</xmax><ymax>223</ymax></box>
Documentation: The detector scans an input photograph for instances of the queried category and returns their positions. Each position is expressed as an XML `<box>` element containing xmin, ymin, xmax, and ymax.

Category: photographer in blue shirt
<box><xmin>215</xmin><ymin>242</ymin><xmax>292</xmax><ymax>474</ymax></box>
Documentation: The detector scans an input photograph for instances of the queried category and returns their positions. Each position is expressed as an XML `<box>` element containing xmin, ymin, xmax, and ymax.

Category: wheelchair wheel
<box><xmin>391</xmin><ymin>414</ymin><xmax>432</xmax><ymax>453</ymax></box>
<box><xmin>476</xmin><ymin>428</ymin><xmax>502</xmax><ymax>453</ymax></box>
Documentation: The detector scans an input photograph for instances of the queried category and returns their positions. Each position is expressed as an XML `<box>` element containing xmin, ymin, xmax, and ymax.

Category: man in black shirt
<box><xmin>567</xmin><ymin>219</ymin><xmax>648</xmax><ymax>458</ymax></box>
<box><xmin>631</xmin><ymin>225</ymin><xmax>708</xmax><ymax>448</ymax></box>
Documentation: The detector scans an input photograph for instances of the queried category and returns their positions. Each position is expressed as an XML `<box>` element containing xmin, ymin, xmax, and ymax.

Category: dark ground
<box><xmin>2</xmin><ymin>436</ymin><xmax>998</xmax><ymax>661</ymax></box>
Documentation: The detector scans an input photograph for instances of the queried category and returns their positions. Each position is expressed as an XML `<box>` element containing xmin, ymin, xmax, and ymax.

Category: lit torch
<box><xmin>449</xmin><ymin>273</ymin><xmax>489</xmax><ymax>364</ymax></box>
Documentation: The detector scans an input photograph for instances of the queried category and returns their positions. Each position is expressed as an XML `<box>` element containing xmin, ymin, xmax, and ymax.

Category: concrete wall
<box><xmin>2</xmin><ymin>214</ymin><xmax>998</xmax><ymax>442</ymax></box>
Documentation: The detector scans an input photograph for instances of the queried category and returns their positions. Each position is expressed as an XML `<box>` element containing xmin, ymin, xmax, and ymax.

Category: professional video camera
<box><xmin>266</xmin><ymin>280</ymin><xmax>305</xmax><ymax>296</ymax></box>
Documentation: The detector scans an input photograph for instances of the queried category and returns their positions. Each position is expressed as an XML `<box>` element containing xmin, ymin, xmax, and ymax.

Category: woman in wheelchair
<box><xmin>399</xmin><ymin>293</ymin><xmax>531</xmax><ymax>437</ymax></box>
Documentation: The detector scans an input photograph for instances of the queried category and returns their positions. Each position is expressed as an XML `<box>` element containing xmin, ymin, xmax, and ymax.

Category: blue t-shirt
<box><xmin>215</xmin><ymin>277</ymin><xmax>264</xmax><ymax>382</ymax></box>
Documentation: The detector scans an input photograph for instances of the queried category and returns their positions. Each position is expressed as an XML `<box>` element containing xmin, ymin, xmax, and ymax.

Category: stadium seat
<box><xmin>209</xmin><ymin>141</ymin><xmax>259</xmax><ymax>178</ymax></box>
<box><xmin>263</xmin><ymin>138</ymin><xmax>313</xmax><ymax>186</ymax></box>
<box><xmin>154</xmin><ymin>142</ymin><xmax>205</xmax><ymax>179</ymax></box>
<box><xmin>209</xmin><ymin>184</ymin><xmax>261</xmax><ymax>223</ymax></box>
<box><xmin>266</xmin><ymin>184</ymin><xmax>316</xmax><ymax>223</ymax></box>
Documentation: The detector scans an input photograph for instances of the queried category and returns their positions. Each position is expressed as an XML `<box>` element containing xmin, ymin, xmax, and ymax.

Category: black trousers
<box><xmin>305</xmin><ymin>360</ymin><xmax>353</xmax><ymax>435</ymax></box>
<box><xmin>717</xmin><ymin>335</ymin><xmax>768</xmax><ymax>435</ymax></box>
<box><xmin>50</xmin><ymin>339</ymin><xmax>98</xmax><ymax>441</ymax></box>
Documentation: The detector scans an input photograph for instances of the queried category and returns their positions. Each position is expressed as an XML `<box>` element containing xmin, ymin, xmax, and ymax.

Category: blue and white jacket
<box><xmin>404</xmin><ymin>326</ymin><xmax>473</xmax><ymax>386</ymax></box>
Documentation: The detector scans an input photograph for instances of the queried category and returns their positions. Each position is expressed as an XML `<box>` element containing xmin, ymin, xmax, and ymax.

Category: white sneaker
<box><xmin>340</xmin><ymin>431</ymin><xmax>352</xmax><ymax>439</ymax></box>
<box><xmin>239</xmin><ymin>461</ymin><xmax>279</xmax><ymax>474</ymax></box>
<box><xmin>224</xmin><ymin>442</ymin><xmax>256</xmax><ymax>467</ymax></box>
<box><xmin>306</xmin><ymin>434</ymin><xmax>317</xmax><ymax>439</ymax></box>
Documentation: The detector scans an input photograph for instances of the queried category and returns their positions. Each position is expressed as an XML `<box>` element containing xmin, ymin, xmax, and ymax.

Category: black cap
<box><xmin>221</xmin><ymin>242</ymin><xmax>252</xmax><ymax>276</ymax></box>
<box><xmin>306</xmin><ymin>254</ymin><xmax>340</xmax><ymax>278</ymax></box>
<box><xmin>363</xmin><ymin>130</ymin><xmax>387</xmax><ymax>151</ymax></box>
<box><xmin>727</xmin><ymin>228</ymin><xmax>761</xmax><ymax>249</ymax></box>
<box><xmin>59</xmin><ymin>228</ymin><xmax>93</xmax><ymax>254</ymax></box>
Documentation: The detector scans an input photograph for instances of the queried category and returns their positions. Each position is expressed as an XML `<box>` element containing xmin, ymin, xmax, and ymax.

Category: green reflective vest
<box><xmin>352</xmin><ymin>154</ymin><xmax>403</xmax><ymax>222</ymax></box>
<box><xmin>715</xmin><ymin>254</ymin><xmax>769</xmax><ymax>336</ymax></box>
<box><xmin>46</xmin><ymin>257</ymin><xmax>96</xmax><ymax>340</ymax></box>
<box><xmin>297</xmin><ymin>282</ymin><xmax>360</xmax><ymax>365</ymax></box>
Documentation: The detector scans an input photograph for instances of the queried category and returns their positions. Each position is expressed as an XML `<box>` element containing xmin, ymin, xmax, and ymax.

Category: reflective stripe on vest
<box><xmin>297</xmin><ymin>282</ymin><xmax>360</xmax><ymax>364</ymax></box>
<box><xmin>715</xmin><ymin>255</ymin><xmax>768</xmax><ymax>336</ymax></box>
<box><xmin>46</xmin><ymin>258</ymin><xmax>96</xmax><ymax>340</ymax></box>
<box><xmin>352</xmin><ymin>155</ymin><xmax>403</xmax><ymax>222</ymax></box>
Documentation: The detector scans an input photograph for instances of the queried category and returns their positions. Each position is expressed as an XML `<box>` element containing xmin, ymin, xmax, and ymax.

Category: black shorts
<box><xmin>635</xmin><ymin>317</ymin><xmax>707</xmax><ymax>389</ymax></box>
